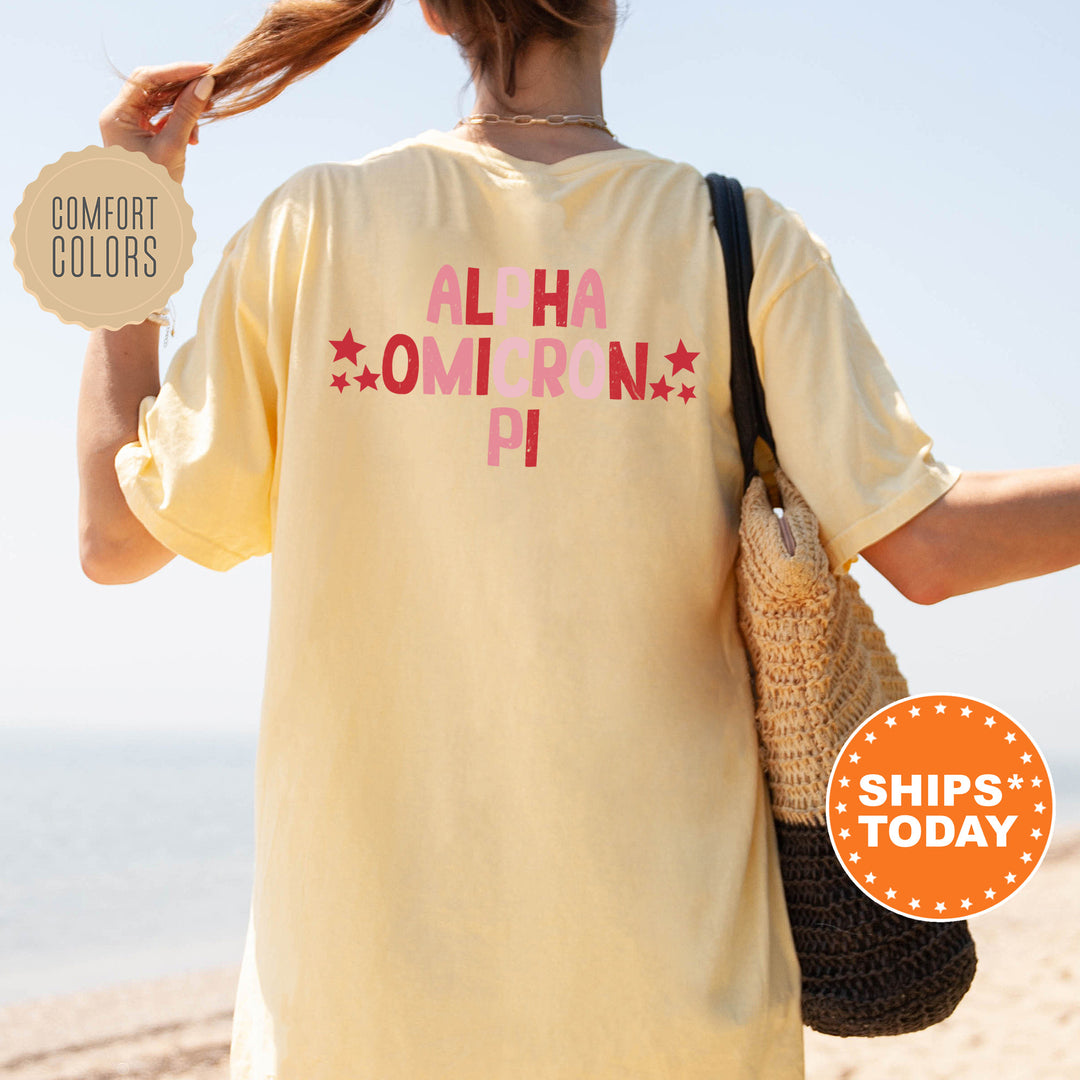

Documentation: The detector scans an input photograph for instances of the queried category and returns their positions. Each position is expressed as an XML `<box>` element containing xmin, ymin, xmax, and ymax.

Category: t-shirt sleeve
<box><xmin>746</xmin><ymin>193</ymin><xmax>961</xmax><ymax>573</ymax></box>
<box><xmin>114</xmin><ymin>189</ymin><xmax>295</xmax><ymax>572</ymax></box>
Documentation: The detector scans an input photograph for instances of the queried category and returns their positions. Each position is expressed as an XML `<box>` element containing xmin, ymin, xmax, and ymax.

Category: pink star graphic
<box><xmin>329</xmin><ymin>328</ymin><xmax>365</xmax><ymax>365</ymax></box>
<box><xmin>330</xmin><ymin>371</ymin><xmax>350</xmax><ymax>393</ymax></box>
<box><xmin>354</xmin><ymin>366</ymin><xmax>380</xmax><ymax>391</ymax></box>
<box><xmin>677</xmin><ymin>383</ymin><xmax>696</xmax><ymax>404</ymax></box>
<box><xmin>650</xmin><ymin>375</ymin><xmax>674</xmax><ymax>401</ymax></box>
<box><xmin>665</xmin><ymin>340</ymin><xmax>699</xmax><ymax>375</ymax></box>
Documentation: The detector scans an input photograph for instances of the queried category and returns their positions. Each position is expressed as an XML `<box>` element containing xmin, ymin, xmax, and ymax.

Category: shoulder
<box><xmin>686</xmin><ymin>174</ymin><xmax>856</xmax><ymax>344</ymax></box>
<box><xmin>243</xmin><ymin>134</ymin><xmax>454</xmax><ymax>231</ymax></box>
<box><xmin>223</xmin><ymin>146</ymin><xmax>403</xmax><ymax>259</ymax></box>
<box><xmin>688</xmin><ymin>171</ymin><xmax>836</xmax><ymax>297</ymax></box>
<box><xmin>742</xmin><ymin>185</ymin><xmax>833</xmax><ymax>292</ymax></box>
<box><xmin>275</xmin><ymin>133</ymin><xmax>454</xmax><ymax>195</ymax></box>
<box><xmin>710</xmin><ymin>182</ymin><xmax>850</xmax><ymax>334</ymax></box>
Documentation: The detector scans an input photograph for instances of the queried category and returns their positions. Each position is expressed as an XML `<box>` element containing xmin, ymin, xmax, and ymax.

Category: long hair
<box><xmin>136</xmin><ymin>0</ymin><xmax>614</xmax><ymax>123</ymax></box>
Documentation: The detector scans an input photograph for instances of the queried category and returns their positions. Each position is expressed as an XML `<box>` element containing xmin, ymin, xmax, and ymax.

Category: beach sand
<box><xmin>2</xmin><ymin>829</ymin><xmax>1077</xmax><ymax>1080</ymax></box>
<box><xmin>803</xmin><ymin>826</ymin><xmax>1080</xmax><ymax>1080</ymax></box>
<box><xmin>0</xmin><ymin>965</ymin><xmax>236</xmax><ymax>1080</ymax></box>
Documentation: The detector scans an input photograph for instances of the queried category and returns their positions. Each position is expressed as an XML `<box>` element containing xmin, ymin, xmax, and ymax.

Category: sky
<box><xmin>3</xmin><ymin>1</ymin><xmax>1079</xmax><ymax>769</ymax></box>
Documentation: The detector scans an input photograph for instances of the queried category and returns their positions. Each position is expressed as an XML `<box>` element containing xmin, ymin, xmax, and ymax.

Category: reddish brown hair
<box><xmin>137</xmin><ymin>0</ymin><xmax>614</xmax><ymax>123</ymax></box>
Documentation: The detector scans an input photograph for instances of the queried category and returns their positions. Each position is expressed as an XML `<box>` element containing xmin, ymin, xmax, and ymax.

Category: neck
<box><xmin>453</xmin><ymin>36</ymin><xmax>624</xmax><ymax>163</ymax></box>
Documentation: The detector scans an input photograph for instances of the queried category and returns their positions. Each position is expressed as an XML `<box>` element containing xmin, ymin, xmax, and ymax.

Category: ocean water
<box><xmin>1</xmin><ymin>725</ymin><xmax>1078</xmax><ymax>1009</ymax></box>
<box><xmin>0</xmin><ymin>726</ymin><xmax>257</xmax><ymax>1007</ymax></box>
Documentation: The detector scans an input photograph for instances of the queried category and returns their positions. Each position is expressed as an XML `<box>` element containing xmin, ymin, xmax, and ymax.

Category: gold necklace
<box><xmin>457</xmin><ymin>113</ymin><xmax>615</xmax><ymax>139</ymax></box>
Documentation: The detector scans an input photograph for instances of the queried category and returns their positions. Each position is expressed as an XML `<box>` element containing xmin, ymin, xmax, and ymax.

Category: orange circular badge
<box><xmin>827</xmin><ymin>693</ymin><xmax>1055</xmax><ymax>921</ymax></box>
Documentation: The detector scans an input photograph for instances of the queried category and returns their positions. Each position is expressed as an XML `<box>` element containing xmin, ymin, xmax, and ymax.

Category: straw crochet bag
<box><xmin>706</xmin><ymin>174</ymin><xmax>978</xmax><ymax>1037</ymax></box>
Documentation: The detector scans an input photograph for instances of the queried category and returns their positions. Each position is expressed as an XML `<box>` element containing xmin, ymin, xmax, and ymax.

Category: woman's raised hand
<box><xmin>98</xmin><ymin>61</ymin><xmax>216</xmax><ymax>184</ymax></box>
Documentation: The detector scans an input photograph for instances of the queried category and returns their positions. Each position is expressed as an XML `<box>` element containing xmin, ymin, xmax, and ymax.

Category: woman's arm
<box><xmin>77</xmin><ymin>322</ymin><xmax>177</xmax><ymax>583</ymax></box>
<box><xmin>78</xmin><ymin>62</ymin><xmax>215</xmax><ymax>584</ymax></box>
<box><xmin>861</xmin><ymin>466</ymin><xmax>1080</xmax><ymax>604</ymax></box>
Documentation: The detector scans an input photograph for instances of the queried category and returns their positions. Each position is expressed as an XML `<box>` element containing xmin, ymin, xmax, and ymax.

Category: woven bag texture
<box><xmin>736</xmin><ymin>468</ymin><xmax>909</xmax><ymax>825</ymax></box>
<box><xmin>775</xmin><ymin>821</ymin><xmax>979</xmax><ymax>1035</ymax></box>
<box><xmin>736</xmin><ymin>466</ymin><xmax>977</xmax><ymax>1036</ymax></box>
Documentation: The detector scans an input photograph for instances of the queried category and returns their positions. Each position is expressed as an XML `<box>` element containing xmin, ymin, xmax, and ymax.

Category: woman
<box><xmin>78</xmin><ymin>2</ymin><xmax>1080</xmax><ymax>1078</ymax></box>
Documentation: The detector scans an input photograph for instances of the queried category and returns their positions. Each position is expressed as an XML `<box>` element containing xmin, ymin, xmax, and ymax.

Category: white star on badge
<box><xmin>1031</xmin><ymin>828</ymin><xmax>1042</xmax><ymax>840</ymax></box>
<box><xmin>885</xmin><ymin>716</ymin><xmax>897</xmax><ymax>727</ymax></box>
<box><xmin>1021</xmin><ymin>752</ymin><xmax>1032</xmax><ymax>764</ymax></box>
<box><xmin>839</xmin><ymin>776</ymin><xmax>850</xmax><ymax>787</ymax></box>
<box><xmin>849</xmin><ymin>851</ymin><xmax>861</xmax><ymax>864</ymax></box>
<box><xmin>835</xmin><ymin>802</ymin><xmax>847</xmax><ymax>814</ymax></box>
<box><xmin>1031</xmin><ymin>777</ymin><xmax>1043</xmax><ymax>789</ymax></box>
<box><xmin>886</xmin><ymin>888</ymin><xmax>897</xmax><ymax>900</ymax></box>
<box><xmin>839</xmin><ymin>828</ymin><xmax>850</xmax><ymax>839</ymax></box>
<box><xmin>1005</xmin><ymin>731</ymin><xmax>1017</xmax><ymax>743</ymax></box>
<box><xmin>935</xmin><ymin>901</ymin><xmax>946</xmax><ymax>912</ymax></box>
<box><xmin>865</xmin><ymin>872</ymin><xmax>876</xmax><ymax>884</ymax></box>
<box><xmin>984</xmin><ymin>716</ymin><xmax>996</xmax><ymax>728</ymax></box>
<box><xmin>1005</xmin><ymin>872</ymin><xmax>1017</xmax><ymax>884</ymax></box>
<box><xmin>960</xmin><ymin>898</ymin><xmax>972</xmax><ymax>910</ymax></box>
<box><xmin>909</xmin><ymin>898</ymin><xmax>920</xmax><ymax>910</ymax></box>
<box><xmin>1034</xmin><ymin>802</ymin><xmax>1046</xmax><ymax>813</ymax></box>
<box><xmin>985</xmin><ymin>888</ymin><xmax>996</xmax><ymax>900</ymax></box>
<box><xmin>961</xmin><ymin>706</ymin><xmax>972</xmax><ymax>717</ymax></box>
<box><xmin>935</xmin><ymin>703</ymin><xmax>946</xmax><ymax>714</ymax></box>
<box><xmin>849</xmin><ymin>752</ymin><xmax>861</xmax><ymax>764</ymax></box>
<box><xmin>1021</xmin><ymin>852</ymin><xmax>1033</xmax><ymax>864</ymax></box>
<box><xmin>909</xmin><ymin>706</ymin><xmax>921</xmax><ymax>717</ymax></box>
<box><xmin>865</xmin><ymin>732</ymin><xmax>877</xmax><ymax>743</ymax></box>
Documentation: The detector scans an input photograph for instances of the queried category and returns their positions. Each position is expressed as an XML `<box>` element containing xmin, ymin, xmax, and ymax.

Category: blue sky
<box><xmin>3</xmin><ymin>1</ymin><xmax>1079</xmax><ymax>768</ymax></box>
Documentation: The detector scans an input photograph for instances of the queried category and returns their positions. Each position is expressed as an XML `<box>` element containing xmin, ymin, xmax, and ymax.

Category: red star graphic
<box><xmin>650</xmin><ymin>375</ymin><xmax>674</xmax><ymax>401</ymax></box>
<box><xmin>330</xmin><ymin>371</ymin><xmax>350</xmax><ymax>393</ymax></box>
<box><xmin>677</xmin><ymin>383</ymin><xmax>696</xmax><ymax>404</ymax></box>
<box><xmin>665</xmin><ymin>340</ymin><xmax>699</xmax><ymax>376</ymax></box>
<box><xmin>354</xmin><ymin>366</ymin><xmax>380</xmax><ymax>391</ymax></box>
<box><xmin>329</xmin><ymin>328</ymin><xmax>365</xmax><ymax>365</ymax></box>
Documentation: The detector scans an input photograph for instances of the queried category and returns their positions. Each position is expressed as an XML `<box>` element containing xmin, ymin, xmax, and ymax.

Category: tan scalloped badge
<box><xmin>11</xmin><ymin>145</ymin><xmax>195</xmax><ymax>330</ymax></box>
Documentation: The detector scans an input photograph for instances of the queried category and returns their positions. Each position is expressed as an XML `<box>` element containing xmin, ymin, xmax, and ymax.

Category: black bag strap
<box><xmin>705</xmin><ymin>173</ymin><xmax>778</xmax><ymax>491</ymax></box>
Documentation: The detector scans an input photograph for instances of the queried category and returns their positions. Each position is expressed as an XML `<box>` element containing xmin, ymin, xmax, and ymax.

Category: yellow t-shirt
<box><xmin>115</xmin><ymin>129</ymin><xmax>960</xmax><ymax>1080</ymax></box>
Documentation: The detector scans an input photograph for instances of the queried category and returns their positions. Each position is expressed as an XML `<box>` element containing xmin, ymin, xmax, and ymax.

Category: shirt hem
<box><xmin>824</xmin><ymin>461</ymin><xmax>962</xmax><ymax>573</ymax></box>
<box><xmin>114</xmin><ymin>445</ymin><xmax>252</xmax><ymax>573</ymax></box>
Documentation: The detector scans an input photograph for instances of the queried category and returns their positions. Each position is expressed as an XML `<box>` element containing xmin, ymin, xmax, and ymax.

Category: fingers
<box><xmin>156</xmin><ymin>74</ymin><xmax>214</xmax><ymax>159</ymax></box>
<box><xmin>99</xmin><ymin>62</ymin><xmax>215</xmax><ymax>184</ymax></box>
<box><xmin>100</xmin><ymin>60</ymin><xmax>214</xmax><ymax>146</ymax></box>
<box><xmin>122</xmin><ymin>61</ymin><xmax>214</xmax><ymax>103</ymax></box>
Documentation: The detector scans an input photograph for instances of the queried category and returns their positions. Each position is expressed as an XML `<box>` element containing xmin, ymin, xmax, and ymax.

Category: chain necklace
<box><xmin>457</xmin><ymin>113</ymin><xmax>615</xmax><ymax>139</ymax></box>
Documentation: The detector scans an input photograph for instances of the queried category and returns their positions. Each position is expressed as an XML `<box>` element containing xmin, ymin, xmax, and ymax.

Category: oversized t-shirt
<box><xmin>115</xmin><ymin>129</ymin><xmax>961</xmax><ymax>1080</ymax></box>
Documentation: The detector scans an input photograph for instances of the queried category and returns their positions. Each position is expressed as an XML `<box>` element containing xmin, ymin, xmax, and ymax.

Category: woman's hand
<box><xmin>98</xmin><ymin>61</ymin><xmax>216</xmax><ymax>184</ymax></box>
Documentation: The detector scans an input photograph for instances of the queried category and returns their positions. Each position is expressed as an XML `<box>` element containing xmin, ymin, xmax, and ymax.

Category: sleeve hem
<box><xmin>824</xmin><ymin>461</ymin><xmax>963</xmax><ymax>574</ymax></box>
<box><xmin>115</xmin><ymin>445</ymin><xmax>252</xmax><ymax>573</ymax></box>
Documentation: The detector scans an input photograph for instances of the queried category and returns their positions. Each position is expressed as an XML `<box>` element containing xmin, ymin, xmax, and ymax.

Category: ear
<box><xmin>419</xmin><ymin>0</ymin><xmax>451</xmax><ymax>36</ymax></box>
